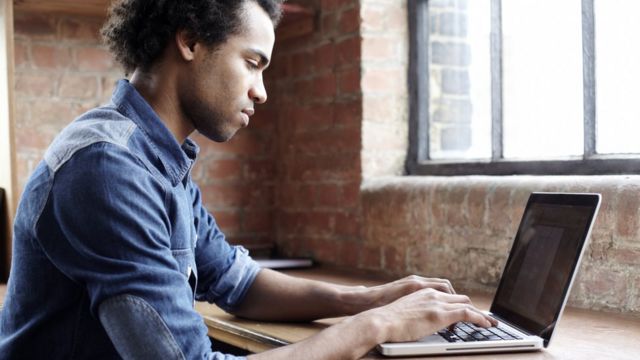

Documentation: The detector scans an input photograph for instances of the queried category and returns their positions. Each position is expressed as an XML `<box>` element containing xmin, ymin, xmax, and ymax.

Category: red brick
<box><xmin>334</xmin><ymin>100</ymin><xmax>362</xmax><ymax>128</ymax></box>
<box><xmin>291</xmin><ymin>127</ymin><xmax>360</xmax><ymax>155</ymax></box>
<box><xmin>290</xmin><ymin>152</ymin><xmax>358</xmax><ymax>182</ymax></box>
<box><xmin>59</xmin><ymin>74</ymin><xmax>98</xmax><ymax>99</ymax></box>
<box><xmin>338</xmin><ymin>240</ymin><xmax>360</xmax><ymax>267</ymax></box>
<box><xmin>338</xmin><ymin>67</ymin><xmax>361</xmax><ymax>95</ymax></box>
<box><xmin>360</xmin><ymin>245</ymin><xmax>381</xmax><ymax>270</ymax></box>
<box><xmin>341</xmin><ymin>182</ymin><xmax>361</xmax><ymax>207</ymax></box>
<box><xmin>321</xmin><ymin>13</ymin><xmax>338</xmax><ymax>36</ymax></box>
<box><xmin>31</xmin><ymin>45</ymin><xmax>72</xmax><ymax>69</ymax></box>
<box><xmin>321</xmin><ymin>0</ymin><xmax>351</xmax><ymax>12</ymax></box>
<box><xmin>75</xmin><ymin>47</ymin><xmax>115</xmax><ymax>72</ymax></box>
<box><xmin>15</xmin><ymin>73</ymin><xmax>54</xmax><ymax>97</ymax></box>
<box><xmin>383</xmin><ymin>245</ymin><xmax>405</xmax><ymax>275</ymax></box>
<box><xmin>290</xmin><ymin>104</ymin><xmax>336</xmax><ymax>131</ymax></box>
<box><xmin>212</xmin><ymin>210</ymin><xmax>242</xmax><ymax>233</ymax></box>
<box><xmin>336</xmin><ymin>36</ymin><xmax>361</xmax><ymax>66</ymax></box>
<box><xmin>314</xmin><ymin>184</ymin><xmax>340</xmax><ymax>207</ymax></box>
<box><xmin>101</xmin><ymin>76</ymin><xmax>119</xmax><ymax>101</ymax></box>
<box><xmin>339</xmin><ymin>7</ymin><xmax>361</xmax><ymax>34</ymax></box>
<box><xmin>13</xmin><ymin>13</ymin><xmax>56</xmax><ymax>40</ymax></box>
<box><xmin>244</xmin><ymin>211</ymin><xmax>273</xmax><ymax>233</ymax></box>
<box><xmin>59</xmin><ymin>16</ymin><xmax>102</xmax><ymax>42</ymax></box>
<box><xmin>202</xmin><ymin>183</ymin><xmax>247</xmax><ymax>207</ymax></box>
<box><xmin>30</xmin><ymin>100</ymin><xmax>74</xmax><ymax>128</ymax></box>
<box><xmin>290</xmin><ymin>50</ymin><xmax>312</xmax><ymax>77</ymax></box>
<box><xmin>15</xmin><ymin>126</ymin><xmax>57</xmax><ymax>151</ymax></box>
<box><xmin>335</xmin><ymin>211</ymin><xmax>361</xmax><ymax>238</ymax></box>
<box><xmin>245</xmin><ymin>159</ymin><xmax>276</xmax><ymax>181</ymax></box>
<box><xmin>205</xmin><ymin>159</ymin><xmax>243</xmax><ymax>182</ymax></box>
<box><xmin>609</xmin><ymin>248</ymin><xmax>640</xmax><ymax>266</ymax></box>
<box><xmin>314</xmin><ymin>42</ymin><xmax>336</xmax><ymax>70</ymax></box>
<box><xmin>312</xmin><ymin>72</ymin><xmax>337</xmax><ymax>99</ymax></box>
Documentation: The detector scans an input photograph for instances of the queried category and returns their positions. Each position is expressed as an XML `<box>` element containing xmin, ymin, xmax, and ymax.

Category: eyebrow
<box><xmin>249</xmin><ymin>48</ymin><xmax>271</xmax><ymax>68</ymax></box>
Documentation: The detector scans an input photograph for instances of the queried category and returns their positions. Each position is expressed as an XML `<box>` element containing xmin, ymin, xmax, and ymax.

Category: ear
<box><xmin>175</xmin><ymin>29</ymin><xmax>197</xmax><ymax>61</ymax></box>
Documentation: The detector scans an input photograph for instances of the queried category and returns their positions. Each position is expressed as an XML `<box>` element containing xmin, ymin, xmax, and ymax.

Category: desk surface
<box><xmin>197</xmin><ymin>268</ymin><xmax>640</xmax><ymax>360</ymax></box>
<box><xmin>1</xmin><ymin>269</ymin><xmax>639</xmax><ymax>359</ymax></box>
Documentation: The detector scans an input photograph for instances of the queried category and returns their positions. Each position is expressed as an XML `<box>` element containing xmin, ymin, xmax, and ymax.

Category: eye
<box><xmin>246</xmin><ymin>59</ymin><xmax>260</xmax><ymax>70</ymax></box>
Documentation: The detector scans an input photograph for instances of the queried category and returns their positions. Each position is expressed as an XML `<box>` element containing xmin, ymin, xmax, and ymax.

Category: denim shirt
<box><xmin>0</xmin><ymin>80</ymin><xmax>260</xmax><ymax>359</ymax></box>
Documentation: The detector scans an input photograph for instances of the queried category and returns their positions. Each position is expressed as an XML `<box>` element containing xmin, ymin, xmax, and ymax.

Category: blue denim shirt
<box><xmin>0</xmin><ymin>80</ymin><xmax>261</xmax><ymax>359</ymax></box>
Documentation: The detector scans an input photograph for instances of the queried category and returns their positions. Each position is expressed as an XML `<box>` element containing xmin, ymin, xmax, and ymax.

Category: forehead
<box><xmin>231</xmin><ymin>1</ymin><xmax>276</xmax><ymax>55</ymax></box>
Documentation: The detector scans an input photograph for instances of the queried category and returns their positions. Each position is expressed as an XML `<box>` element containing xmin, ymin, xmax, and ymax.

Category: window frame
<box><xmin>407</xmin><ymin>0</ymin><xmax>640</xmax><ymax>176</ymax></box>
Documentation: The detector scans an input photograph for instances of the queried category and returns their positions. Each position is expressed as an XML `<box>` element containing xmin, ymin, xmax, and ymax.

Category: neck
<box><xmin>129</xmin><ymin>68</ymin><xmax>194</xmax><ymax>143</ymax></box>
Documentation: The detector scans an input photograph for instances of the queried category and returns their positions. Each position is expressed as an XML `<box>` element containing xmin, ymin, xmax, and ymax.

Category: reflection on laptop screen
<box><xmin>491</xmin><ymin>196</ymin><xmax>597</xmax><ymax>341</ymax></box>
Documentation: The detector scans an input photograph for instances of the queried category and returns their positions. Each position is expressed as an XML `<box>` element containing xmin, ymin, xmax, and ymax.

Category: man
<box><xmin>0</xmin><ymin>1</ymin><xmax>496</xmax><ymax>359</ymax></box>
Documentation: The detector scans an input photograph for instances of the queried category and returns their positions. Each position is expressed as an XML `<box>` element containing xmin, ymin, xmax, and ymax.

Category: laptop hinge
<box><xmin>488</xmin><ymin>313</ymin><xmax>536</xmax><ymax>337</ymax></box>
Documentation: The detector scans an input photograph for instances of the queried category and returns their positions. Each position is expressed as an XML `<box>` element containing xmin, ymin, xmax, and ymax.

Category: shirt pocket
<box><xmin>171</xmin><ymin>248</ymin><xmax>197</xmax><ymax>304</ymax></box>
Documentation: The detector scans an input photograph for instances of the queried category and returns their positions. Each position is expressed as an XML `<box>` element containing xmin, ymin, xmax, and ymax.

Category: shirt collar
<box><xmin>111</xmin><ymin>79</ymin><xmax>199</xmax><ymax>186</ymax></box>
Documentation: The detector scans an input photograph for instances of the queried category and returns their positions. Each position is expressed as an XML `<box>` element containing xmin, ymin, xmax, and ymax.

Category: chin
<box><xmin>198</xmin><ymin>127</ymin><xmax>238</xmax><ymax>143</ymax></box>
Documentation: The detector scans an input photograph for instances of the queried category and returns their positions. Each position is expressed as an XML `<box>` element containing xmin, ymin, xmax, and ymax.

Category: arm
<box><xmin>232</xmin><ymin>268</ymin><xmax>459</xmax><ymax>321</ymax></box>
<box><xmin>248</xmin><ymin>288</ymin><xmax>497</xmax><ymax>360</ymax></box>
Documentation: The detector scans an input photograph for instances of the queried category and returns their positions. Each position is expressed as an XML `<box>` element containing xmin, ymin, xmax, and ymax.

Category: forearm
<box><xmin>232</xmin><ymin>269</ymin><xmax>371</xmax><ymax>321</ymax></box>
<box><xmin>247</xmin><ymin>310</ymin><xmax>387</xmax><ymax>360</ymax></box>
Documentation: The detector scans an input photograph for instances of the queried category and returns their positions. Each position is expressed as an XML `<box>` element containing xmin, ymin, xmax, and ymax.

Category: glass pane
<box><xmin>428</xmin><ymin>0</ymin><xmax>491</xmax><ymax>160</ymax></box>
<box><xmin>502</xmin><ymin>0</ymin><xmax>583</xmax><ymax>159</ymax></box>
<box><xmin>595</xmin><ymin>0</ymin><xmax>640</xmax><ymax>154</ymax></box>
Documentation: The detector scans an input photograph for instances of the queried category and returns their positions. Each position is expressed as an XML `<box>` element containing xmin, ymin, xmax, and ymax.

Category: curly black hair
<box><xmin>102</xmin><ymin>0</ymin><xmax>285</xmax><ymax>74</ymax></box>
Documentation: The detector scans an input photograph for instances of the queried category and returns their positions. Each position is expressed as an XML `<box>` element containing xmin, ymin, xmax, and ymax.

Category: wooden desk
<box><xmin>196</xmin><ymin>268</ymin><xmax>640</xmax><ymax>360</ymax></box>
<box><xmin>2</xmin><ymin>269</ymin><xmax>639</xmax><ymax>359</ymax></box>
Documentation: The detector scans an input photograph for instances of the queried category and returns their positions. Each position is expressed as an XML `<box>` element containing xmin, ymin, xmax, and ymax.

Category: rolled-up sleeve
<box><xmin>189</xmin><ymin>181</ymin><xmax>261</xmax><ymax>312</ymax></box>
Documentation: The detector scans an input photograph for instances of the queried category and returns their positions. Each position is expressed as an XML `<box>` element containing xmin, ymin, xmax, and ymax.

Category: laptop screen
<box><xmin>490</xmin><ymin>193</ymin><xmax>600</xmax><ymax>346</ymax></box>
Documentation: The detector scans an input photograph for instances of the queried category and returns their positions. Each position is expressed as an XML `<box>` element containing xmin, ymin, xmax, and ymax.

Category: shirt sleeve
<box><xmin>188</xmin><ymin>179</ymin><xmax>261</xmax><ymax>312</ymax></box>
<box><xmin>37</xmin><ymin>142</ymin><xmax>226</xmax><ymax>359</ymax></box>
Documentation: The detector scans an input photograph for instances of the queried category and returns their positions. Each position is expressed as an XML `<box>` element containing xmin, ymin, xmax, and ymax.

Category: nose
<box><xmin>249</xmin><ymin>74</ymin><xmax>267</xmax><ymax>104</ymax></box>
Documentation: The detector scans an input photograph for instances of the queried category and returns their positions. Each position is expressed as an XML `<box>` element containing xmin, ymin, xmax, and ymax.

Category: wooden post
<box><xmin>0</xmin><ymin>0</ymin><xmax>16</xmax><ymax>281</ymax></box>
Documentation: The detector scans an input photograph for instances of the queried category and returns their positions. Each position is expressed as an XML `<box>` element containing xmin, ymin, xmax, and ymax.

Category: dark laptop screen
<box><xmin>490</xmin><ymin>193</ymin><xmax>600</xmax><ymax>346</ymax></box>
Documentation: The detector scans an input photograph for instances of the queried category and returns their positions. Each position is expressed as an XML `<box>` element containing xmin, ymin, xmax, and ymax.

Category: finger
<box><xmin>435</xmin><ymin>292</ymin><xmax>473</xmax><ymax>305</ymax></box>
<box><xmin>446</xmin><ymin>306</ymin><xmax>496</xmax><ymax>328</ymax></box>
<box><xmin>400</xmin><ymin>276</ymin><xmax>456</xmax><ymax>294</ymax></box>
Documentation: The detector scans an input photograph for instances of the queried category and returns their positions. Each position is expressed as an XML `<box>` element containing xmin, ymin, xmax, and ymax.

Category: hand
<box><xmin>363</xmin><ymin>287</ymin><xmax>498</xmax><ymax>343</ymax></box>
<box><xmin>342</xmin><ymin>275</ymin><xmax>458</xmax><ymax>314</ymax></box>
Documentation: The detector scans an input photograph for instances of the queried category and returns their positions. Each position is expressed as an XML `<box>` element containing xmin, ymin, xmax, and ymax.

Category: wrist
<box><xmin>352</xmin><ymin>308</ymin><xmax>392</xmax><ymax>345</ymax></box>
<box><xmin>335</xmin><ymin>285</ymin><xmax>376</xmax><ymax>315</ymax></box>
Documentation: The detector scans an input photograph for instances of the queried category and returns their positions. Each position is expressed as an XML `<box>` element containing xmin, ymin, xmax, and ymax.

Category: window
<box><xmin>408</xmin><ymin>0</ymin><xmax>640</xmax><ymax>175</ymax></box>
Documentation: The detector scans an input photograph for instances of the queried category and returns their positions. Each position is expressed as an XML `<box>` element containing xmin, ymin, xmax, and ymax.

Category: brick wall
<box><xmin>13</xmin><ymin>12</ymin><xmax>122</xmax><ymax>193</ymax></box>
<box><xmin>271</xmin><ymin>0</ymin><xmax>364</xmax><ymax>264</ymax></box>
<box><xmin>360</xmin><ymin>176</ymin><xmax>640</xmax><ymax>314</ymax></box>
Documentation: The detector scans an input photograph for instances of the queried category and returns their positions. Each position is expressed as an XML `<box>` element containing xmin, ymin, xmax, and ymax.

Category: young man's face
<box><xmin>179</xmin><ymin>1</ymin><xmax>275</xmax><ymax>142</ymax></box>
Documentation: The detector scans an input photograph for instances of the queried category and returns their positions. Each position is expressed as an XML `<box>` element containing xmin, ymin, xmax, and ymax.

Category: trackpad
<box><xmin>416</xmin><ymin>334</ymin><xmax>449</xmax><ymax>344</ymax></box>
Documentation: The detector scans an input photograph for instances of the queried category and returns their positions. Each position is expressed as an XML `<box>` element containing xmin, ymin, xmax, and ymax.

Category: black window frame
<box><xmin>407</xmin><ymin>0</ymin><xmax>640</xmax><ymax>176</ymax></box>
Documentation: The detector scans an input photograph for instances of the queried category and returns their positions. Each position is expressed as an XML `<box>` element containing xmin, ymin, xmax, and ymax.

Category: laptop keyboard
<box><xmin>438</xmin><ymin>322</ymin><xmax>522</xmax><ymax>343</ymax></box>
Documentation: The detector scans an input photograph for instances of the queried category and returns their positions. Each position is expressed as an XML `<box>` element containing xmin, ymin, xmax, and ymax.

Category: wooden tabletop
<box><xmin>197</xmin><ymin>268</ymin><xmax>640</xmax><ymax>360</ymax></box>
<box><xmin>1</xmin><ymin>268</ymin><xmax>639</xmax><ymax>359</ymax></box>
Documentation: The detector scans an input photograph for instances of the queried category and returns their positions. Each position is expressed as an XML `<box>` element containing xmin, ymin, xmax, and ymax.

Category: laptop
<box><xmin>377</xmin><ymin>192</ymin><xmax>601</xmax><ymax>357</ymax></box>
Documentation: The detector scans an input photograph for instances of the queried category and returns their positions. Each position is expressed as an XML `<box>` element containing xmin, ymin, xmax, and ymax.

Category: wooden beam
<box><xmin>0</xmin><ymin>0</ymin><xmax>16</xmax><ymax>281</ymax></box>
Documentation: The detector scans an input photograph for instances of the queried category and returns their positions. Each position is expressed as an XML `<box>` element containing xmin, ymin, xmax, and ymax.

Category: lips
<box><xmin>240</xmin><ymin>108</ymin><xmax>254</xmax><ymax>127</ymax></box>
